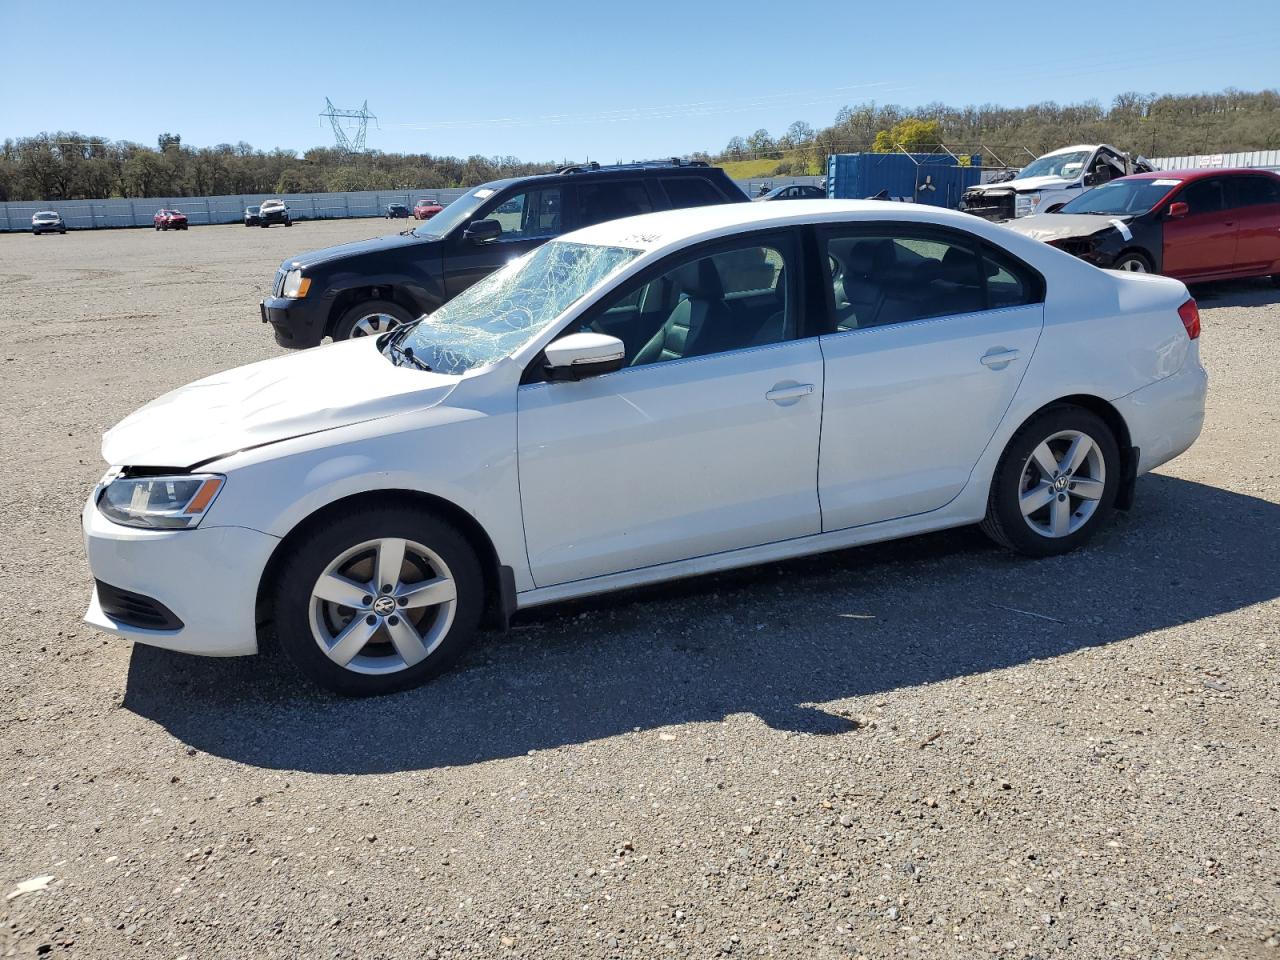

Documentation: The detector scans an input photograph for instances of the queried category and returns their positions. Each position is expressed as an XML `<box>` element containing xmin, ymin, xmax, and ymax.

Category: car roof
<box><xmin>1042</xmin><ymin>144</ymin><xmax>1102</xmax><ymax>157</ymax></box>
<box><xmin>1115</xmin><ymin>167</ymin><xmax>1279</xmax><ymax>183</ymax></box>
<box><xmin>562</xmin><ymin>198</ymin><xmax>1041</xmax><ymax>257</ymax></box>
<box><xmin>474</xmin><ymin>163</ymin><xmax>728</xmax><ymax>193</ymax></box>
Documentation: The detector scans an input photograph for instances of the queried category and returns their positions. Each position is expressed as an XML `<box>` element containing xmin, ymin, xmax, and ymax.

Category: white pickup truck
<box><xmin>959</xmin><ymin>144</ymin><xmax>1154</xmax><ymax>222</ymax></box>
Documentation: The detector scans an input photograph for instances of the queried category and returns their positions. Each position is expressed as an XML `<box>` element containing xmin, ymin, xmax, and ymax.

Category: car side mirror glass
<box><xmin>1166</xmin><ymin>201</ymin><xmax>1189</xmax><ymax>220</ymax></box>
<box><xmin>463</xmin><ymin>219</ymin><xmax>502</xmax><ymax>243</ymax></box>
<box><xmin>543</xmin><ymin>332</ymin><xmax>625</xmax><ymax>382</ymax></box>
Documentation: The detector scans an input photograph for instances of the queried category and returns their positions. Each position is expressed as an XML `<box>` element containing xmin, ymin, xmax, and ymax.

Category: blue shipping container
<box><xmin>826</xmin><ymin>153</ymin><xmax>983</xmax><ymax>209</ymax></box>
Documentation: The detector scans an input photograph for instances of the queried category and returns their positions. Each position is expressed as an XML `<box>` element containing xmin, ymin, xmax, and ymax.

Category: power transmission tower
<box><xmin>320</xmin><ymin>98</ymin><xmax>377</xmax><ymax>152</ymax></box>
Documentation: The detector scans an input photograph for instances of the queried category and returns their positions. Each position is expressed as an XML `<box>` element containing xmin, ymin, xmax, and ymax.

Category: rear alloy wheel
<box><xmin>272</xmin><ymin>507</ymin><xmax>483</xmax><ymax>696</ymax></box>
<box><xmin>1113</xmin><ymin>252</ymin><xmax>1152</xmax><ymax>274</ymax></box>
<box><xmin>332</xmin><ymin>299</ymin><xmax>414</xmax><ymax>341</ymax></box>
<box><xmin>981</xmin><ymin>406</ymin><xmax>1119</xmax><ymax>557</ymax></box>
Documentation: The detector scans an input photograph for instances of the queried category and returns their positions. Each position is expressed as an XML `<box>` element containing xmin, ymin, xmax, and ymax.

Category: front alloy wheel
<box><xmin>1114</xmin><ymin>253</ymin><xmax>1152</xmax><ymax>274</ymax></box>
<box><xmin>309</xmin><ymin>537</ymin><xmax>457</xmax><ymax>675</ymax></box>
<box><xmin>273</xmin><ymin>506</ymin><xmax>483</xmax><ymax>695</ymax></box>
<box><xmin>332</xmin><ymin>299</ymin><xmax>414</xmax><ymax>342</ymax></box>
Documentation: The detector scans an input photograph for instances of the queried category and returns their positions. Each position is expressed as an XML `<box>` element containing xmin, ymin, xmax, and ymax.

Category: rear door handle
<box><xmin>980</xmin><ymin>348</ymin><xmax>1020</xmax><ymax>369</ymax></box>
<box><xmin>765</xmin><ymin>383</ymin><xmax>814</xmax><ymax>404</ymax></box>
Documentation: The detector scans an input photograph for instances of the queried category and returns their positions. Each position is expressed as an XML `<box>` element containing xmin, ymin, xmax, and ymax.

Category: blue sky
<box><xmin>3</xmin><ymin>0</ymin><xmax>1276</xmax><ymax>161</ymax></box>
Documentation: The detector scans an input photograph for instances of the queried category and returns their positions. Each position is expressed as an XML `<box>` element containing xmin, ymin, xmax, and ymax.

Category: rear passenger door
<box><xmin>1229</xmin><ymin>175</ymin><xmax>1280</xmax><ymax>274</ymax></box>
<box><xmin>817</xmin><ymin>225</ymin><xmax>1045</xmax><ymax>530</ymax></box>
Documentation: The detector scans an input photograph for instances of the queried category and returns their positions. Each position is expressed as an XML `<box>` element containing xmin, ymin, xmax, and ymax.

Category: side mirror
<box><xmin>463</xmin><ymin>218</ymin><xmax>501</xmax><ymax>243</ymax></box>
<box><xmin>543</xmin><ymin>332</ymin><xmax>625</xmax><ymax>382</ymax></box>
<box><xmin>1083</xmin><ymin>172</ymin><xmax>1099</xmax><ymax>187</ymax></box>
<box><xmin>1166</xmin><ymin>201</ymin><xmax>1189</xmax><ymax>220</ymax></box>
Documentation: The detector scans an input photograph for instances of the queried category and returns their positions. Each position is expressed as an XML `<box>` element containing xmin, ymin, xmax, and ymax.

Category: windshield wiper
<box><xmin>388</xmin><ymin>340</ymin><xmax>432</xmax><ymax>371</ymax></box>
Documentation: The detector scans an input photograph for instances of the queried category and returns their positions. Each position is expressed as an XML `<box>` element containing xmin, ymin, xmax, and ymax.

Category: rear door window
<box><xmin>575</xmin><ymin>180</ymin><xmax>654</xmax><ymax>228</ymax></box>
<box><xmin>822</xmin><ymin>228</ymin><xmax>1041</xmax><ymax>331</ymax></box>
<box><xmin>1232</xmin><ymin>175</ymin><xmax>1280</xmax><ymax>207</ymax></box>
<box><xmin>661</xmin><ymin>177</ymin><xmax>724</xmax><ymax>209</ymax></box>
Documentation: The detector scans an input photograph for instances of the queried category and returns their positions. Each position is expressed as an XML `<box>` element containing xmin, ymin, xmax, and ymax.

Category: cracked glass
<box><xmin>397</xmin><ymin>240</ymin><xmax>641</xmax><ymax>374</ymax></box>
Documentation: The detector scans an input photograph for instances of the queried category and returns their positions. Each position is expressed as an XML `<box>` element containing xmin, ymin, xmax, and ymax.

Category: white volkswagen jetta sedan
<box><xmin>84</xmin><ymin>201</ymin><xmax>1207</xmax><ymax>695</ymax></box>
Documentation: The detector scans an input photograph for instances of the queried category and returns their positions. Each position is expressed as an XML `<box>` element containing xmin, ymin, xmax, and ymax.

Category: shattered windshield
<box><xmin>395</xmin><ymin>240</ymin><xmax>641</xmax><ymax>374</ymax></box>
<box><xmin>1058</xmin><ymin>178</ymin><xmax>1183</xmax><ymax>216</ymax></box>
<box><xmin>1016</xmin><ymin>151</ymin><xmax>1091</xmax><ymax>181</ymax></box>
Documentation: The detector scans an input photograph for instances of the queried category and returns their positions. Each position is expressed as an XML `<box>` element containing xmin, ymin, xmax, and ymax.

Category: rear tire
<box><xmin>271</xmin><ymin>506</ymin><xmax>484</xmax><ymax>696</ymax></box>
<box><xmin>1113</xmin><ymin>251</ymin><xmax>1153</xmax><ymax>274</ymax></box>
<box><xmin>981</xmin><ymin>405</ymin><xmax>1119</xmax><ymax>557</ymax></box>
<box><xmin>331</xmin><ymin>299</ymin><xmax>414</xmax><ymax>341</ymax></box>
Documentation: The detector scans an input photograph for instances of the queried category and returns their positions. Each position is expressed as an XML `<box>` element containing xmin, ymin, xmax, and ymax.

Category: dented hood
<box><xmin>969</xmin><ymin>175</ymin><xmax>1077</xmax><ymax>195</ymax></box>
<box><xmin>102</xmin><ymin>338</ymin><xmax>459</xmax><ymax>468</ymax></box>
<box><xmin>1004</xmin><ymin>213</ymin><xmax>1125</xmax><ymax>242</ymax></box>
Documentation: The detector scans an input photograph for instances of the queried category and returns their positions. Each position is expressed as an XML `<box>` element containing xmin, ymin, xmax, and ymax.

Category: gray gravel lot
<box><xmin>0</xmin><ymin>221</ymin><xmax>1277</xmax><ymax>959</ymax></box>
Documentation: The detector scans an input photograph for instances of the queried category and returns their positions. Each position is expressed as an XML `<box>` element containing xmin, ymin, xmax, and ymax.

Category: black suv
<box><xmin>260</xmin><ymin>160</ymin><xmax>748</xmax><ymax>346</ymax></box>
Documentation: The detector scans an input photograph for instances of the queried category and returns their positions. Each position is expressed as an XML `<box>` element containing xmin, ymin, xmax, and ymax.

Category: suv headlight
<box><xmin>281</xmin><ymin>269</ymin><xmax>311</xmax><ymax>298</ymax></box>
<box><xmin>1014</xmin><ymin>193</ymin><xmax>1042</xmax><ymax>217</ymax></box>
<box><xmin>98</xmin><ymin>474</ymin><xmax>225</xmax><ymax>529</ymax></box>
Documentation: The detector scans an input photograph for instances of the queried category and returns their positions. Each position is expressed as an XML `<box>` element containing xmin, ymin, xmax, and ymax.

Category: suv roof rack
<box><xmin>554</xmin><ymin>158</ymin><xmax>711</xmax><ymax>175</ymax></box>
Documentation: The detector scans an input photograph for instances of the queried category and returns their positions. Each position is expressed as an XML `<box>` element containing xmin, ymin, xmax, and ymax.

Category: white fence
<box><xmin>0</xmin><ymin>177</ymin><xmax>829</xmax><ymax>232</ymax></box>
<box><xmin>1151</xmin><ymin>150</ymin><xmax>1280</xmax><ymax>172</ymax></box>
<box><xmin>0</xmin><ymin>188</ymin><xmax>472</xmax><ymax>232</ymax></box>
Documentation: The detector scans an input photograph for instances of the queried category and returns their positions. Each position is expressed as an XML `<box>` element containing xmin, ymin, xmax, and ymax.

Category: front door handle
<box><xmin>765</xmin><ymin>382</ymin><xmax>814</xmax><ymax>404</ymax></box>
<box><xmin>980</xmin><ymin>348</ymin><xmax>1020</xmax><ymax>369</ymax></box>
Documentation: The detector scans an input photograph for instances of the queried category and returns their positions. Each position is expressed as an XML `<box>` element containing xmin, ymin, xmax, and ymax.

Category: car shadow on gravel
<box><xmin>123</xmin><ymin>474</ymin><xmax>1280</xmax><ymax>773</ymax></box>
<box><xmin>1189</xmin><ymin>276</ymin><xmax>1280</xmax><ymax>308</ymax></box>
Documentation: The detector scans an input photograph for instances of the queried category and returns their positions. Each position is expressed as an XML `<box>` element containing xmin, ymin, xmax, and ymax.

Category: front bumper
<box><xmin>1114</xmin><ymin>347</ymin><xmax>1208</xmax><ymax>476</ymax></box>
<box><xmin>82</xmin><ymin>496</ymin><xmax>279</xmax><ymax>657</ymax></box>
<box><xmin>260</xmin><ymin>294</ymin><xmax>327</xmax><ymax>348</ymax></box>
<box><xmin>33</xmin><ymin>224</ymin><xmax>64</xmax><ymax>233</ymax></box>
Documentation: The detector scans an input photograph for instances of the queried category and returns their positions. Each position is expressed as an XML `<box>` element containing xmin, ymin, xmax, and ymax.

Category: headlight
<box><xmin>281</xmin><ymin>269</ymin><xmax>311</xmax><ymax>298</ymax></box>
<box><xmin>98</xmin><ymin>474</ymin><xmax>225</xmax><ymax>530</ymax></box>
<box><xmin>1014</xmin><ymin>193</ymin><xmax>1042</xmax><ymax>217</ymax></box>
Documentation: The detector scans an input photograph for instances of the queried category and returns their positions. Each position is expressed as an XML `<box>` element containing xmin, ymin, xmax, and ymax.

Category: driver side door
<box><xmin>516</xmin><ymin>230</ymin><xmax>824</xmax><ymax>588</ymax></box>
<box><xmin>443</xmin><ymin>186</ymin><xmax>563</xmax><ymax>298</ymax></box>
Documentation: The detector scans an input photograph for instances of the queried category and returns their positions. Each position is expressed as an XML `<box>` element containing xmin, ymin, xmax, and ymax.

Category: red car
<box><xmin>413</xmin><ymin>198</ymin><xmax>443</xmax><ymax>220</ymax></box>
<box><xmin>154</xmin><ymin>209</ymin><xmax>189</xmax><ymax>231</ymax></box>
<box><xmin>1009</xmin><ymin>168</ymin><xmax>1280</xmax><ymax>284</ymax></box>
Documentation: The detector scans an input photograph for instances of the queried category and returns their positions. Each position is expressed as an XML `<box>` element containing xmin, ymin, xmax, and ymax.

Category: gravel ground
<box><xmin>0</xmin><ymin>221</ymin><xmax>1277</xmax><ymax>960</ymax></box>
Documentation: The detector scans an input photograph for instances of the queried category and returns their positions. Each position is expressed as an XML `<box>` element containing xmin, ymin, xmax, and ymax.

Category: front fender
<box><xmin>201</xmin><ymin>388</ymin><xmax>533</xmax><ymax>592</ymax></box>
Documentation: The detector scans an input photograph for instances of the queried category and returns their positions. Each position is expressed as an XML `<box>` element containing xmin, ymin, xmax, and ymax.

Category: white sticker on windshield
<box><xmin>1109</xmin><ymin>219</ymin><xmax>1133</xmax><ymax>241</ymax></box>
<box><xmin>473</xmin><ymin>188</ymin><xmax>495</xmax><ymax>199</ymax></box>
<box><xmin>1152</xmin><ymin>179</ymin><xmax>1182</xmax><ymax>186</ymax></box>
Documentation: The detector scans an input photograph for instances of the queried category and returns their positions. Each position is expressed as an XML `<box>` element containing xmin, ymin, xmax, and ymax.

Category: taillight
<box><xmin>1177</xmin><ymin>299</ymin><xmax>1200</xmax><ymax>340</ymax></box>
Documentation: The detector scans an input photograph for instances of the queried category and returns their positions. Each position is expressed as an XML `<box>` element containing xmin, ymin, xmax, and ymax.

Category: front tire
<box><xmin>981</xmin><ymin>405</ymin><xmax>1119</xmax><ymax>557</ymax></box>
<box><xmin>272</xmin><ymin>506</ymin><xmax>484</xmax><ymax>696</ymax></box>
<box><xmin>1113</xmin><ymin>251</ymin><xmax>1153</xmax><ymax>274</ymax></box>
<box><xmin>331</xmin><ymin>299</ymin><xmax>414</xmax><ymax>341</ymax></box>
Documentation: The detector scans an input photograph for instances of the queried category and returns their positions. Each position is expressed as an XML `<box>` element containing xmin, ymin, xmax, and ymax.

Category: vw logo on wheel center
<box><xmin>373</xmin><ymin>596</ymin><xmax>397</xmax><ymax>615</ymax></box>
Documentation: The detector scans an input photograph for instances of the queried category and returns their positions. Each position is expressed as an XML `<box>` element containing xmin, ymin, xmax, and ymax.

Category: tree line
<box><xmin>0</xmin><ymin>132</ymin><xmax>557</xmax><ymax>202</ymax></box>
<box><xmin>3</xmin><ymin>88</ymin><xmax>1277</xmax><ymax>202</ymax></box>
<box><xmin>714</xmin><ymin>88</ymin><xmax>1280</xmax><ymax>174</ymax></box>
